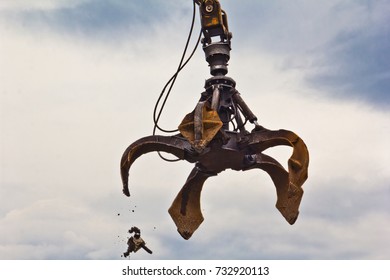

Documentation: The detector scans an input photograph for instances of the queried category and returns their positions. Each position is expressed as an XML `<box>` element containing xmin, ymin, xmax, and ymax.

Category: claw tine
<box><xmin>248</xmin><ymin>128</ymin><xmax>309</xmax><ymax>187</ymax></box>
<box><xmin>249</xmin><ymin>129</ymin><xmax>309</xmax><ymax>224</ymax></box>
<box><xmin>120</xmin><ymin>135</ymin><xmax>191</xmax><ymax>198</ymax></box>
<box><xmin>168</xmin><ymin>166</ymin><xmax>216</xmax><ymax>239</ymax></box>
<box><xmin>244</xmin><ymin>150</ymin><xmax>306</xmax><ymax>225</ymax></box>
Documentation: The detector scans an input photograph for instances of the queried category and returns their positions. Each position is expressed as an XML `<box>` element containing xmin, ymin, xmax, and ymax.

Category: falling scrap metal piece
<box><xmin>123</xmin><ymin>226</ymin><xmax>152</xmax><ymax>257</ymax></box>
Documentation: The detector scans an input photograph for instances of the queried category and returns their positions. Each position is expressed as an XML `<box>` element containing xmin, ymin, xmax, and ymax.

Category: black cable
<box><xmin>153</xmin><ymin>0</ymin><xmax>201</xmax><ymax>135</ymax></box>
<box><xmin>152</xmin><ymin>0</ymin><xmax>201</xmax><ymax>162</ymax></box>
<box><xmin>152</xmin><ymin>30</ymin><xmax>201</xmax><ymax>135</ymax></box>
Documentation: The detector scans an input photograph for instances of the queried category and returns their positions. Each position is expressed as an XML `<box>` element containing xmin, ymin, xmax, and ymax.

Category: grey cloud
<box><xmin>0</xmin><ymin>0</ymin><xmax>189</xmax><ymax>40</ymax></box>
<box><xmin>306</xmin><ymin>28</ymin><xmax>390</xmax><ymax>107</ymax></box>
<box><xmin>224</xmin><ymin>0</ymin><xmax>390</xmax><ymax>108</ymax></box>
<box><xmin>304</xmin><ymin>179</ymin><xmax>390</xmax><ymax>222</ymax></box>
<box><xmin>224</xmin><ymin>0</ymin><xmax>343</xmax><ymax>53</ymax></box>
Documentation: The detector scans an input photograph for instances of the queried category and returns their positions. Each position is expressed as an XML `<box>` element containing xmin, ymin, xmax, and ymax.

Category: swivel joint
<box><xmin>203</xmin><ymin>42</ymin><xmax>231</xmax><ymax>76</ymax></box>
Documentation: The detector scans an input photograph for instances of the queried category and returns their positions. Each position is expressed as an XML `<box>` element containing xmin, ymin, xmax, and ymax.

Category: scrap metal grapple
<box><xmin>120</xmin><ymin>0</ymin><xmax>309</xmax><ymax>240</ymax></box>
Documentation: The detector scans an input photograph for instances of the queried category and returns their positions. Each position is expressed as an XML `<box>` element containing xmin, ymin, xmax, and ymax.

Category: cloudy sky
<box><xmin>1</xmin><ymin>0</ymin><xmax>389</xmax><ymax>260</ymax></box>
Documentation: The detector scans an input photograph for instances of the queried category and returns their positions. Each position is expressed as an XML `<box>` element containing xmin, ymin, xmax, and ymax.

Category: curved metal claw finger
<box><xmin>248</xmin><ymin>128</ymin><xmax>309</xmax><ymax>187</ymax></box>
<box><xmin>168</xmin><ymin>165</ymin><xmax>217</xmax><ymax>240</ymax></box>
<box><xmin>120</xmin><ymin>135</ymin><xmax>193</xmax><ymax>197</ymax></box>
<box><xmin>246</xmin><ymin>128</ymin><xmax>309</xmax><ymax>224</ymax></box>
<box><xmin>244</xmin><ymin>153</ymin><xmax>302</xmax><ymax>224</ymax></box>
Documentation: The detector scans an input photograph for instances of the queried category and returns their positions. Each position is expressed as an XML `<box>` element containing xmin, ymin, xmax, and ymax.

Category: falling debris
<box><xmin>123</xmin><ymin>226</ymin><xmax>152</xmax><ymax>258</ymax></box>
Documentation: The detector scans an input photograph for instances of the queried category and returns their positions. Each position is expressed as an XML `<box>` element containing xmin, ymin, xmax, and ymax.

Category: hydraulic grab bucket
<box><xmin>120</xmin><ymin>0</ymin><xmax>309</xmax><ymax>239</ymax></box>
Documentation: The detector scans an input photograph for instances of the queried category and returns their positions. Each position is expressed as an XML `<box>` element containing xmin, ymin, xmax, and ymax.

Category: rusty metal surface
<box><xmin>120</xmin><ymin>135</ymin><xmax>193</xmax><ymax>197</ymax></box>
<box><xmin>178</xmin><ymin>102</ymin><xmax>223</xmax><ymax>153</ymax></box>
<box><xmin>120</xmin><ymin>126</ymin><xmax>309</xmax><ymax>239</ymax></box>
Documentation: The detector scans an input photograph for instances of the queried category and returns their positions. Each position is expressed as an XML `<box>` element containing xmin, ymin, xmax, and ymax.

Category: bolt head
<box><xmin>205</xmin><ymin>5</ymin><xmax>214</xmax><ymax>13</ymax></box>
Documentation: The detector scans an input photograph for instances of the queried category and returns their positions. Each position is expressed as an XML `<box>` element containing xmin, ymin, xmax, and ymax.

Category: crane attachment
<box><xmin>120</xmin><ymin>0</ymin><xmax>309</xmax><ymax>240</ymax></box>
